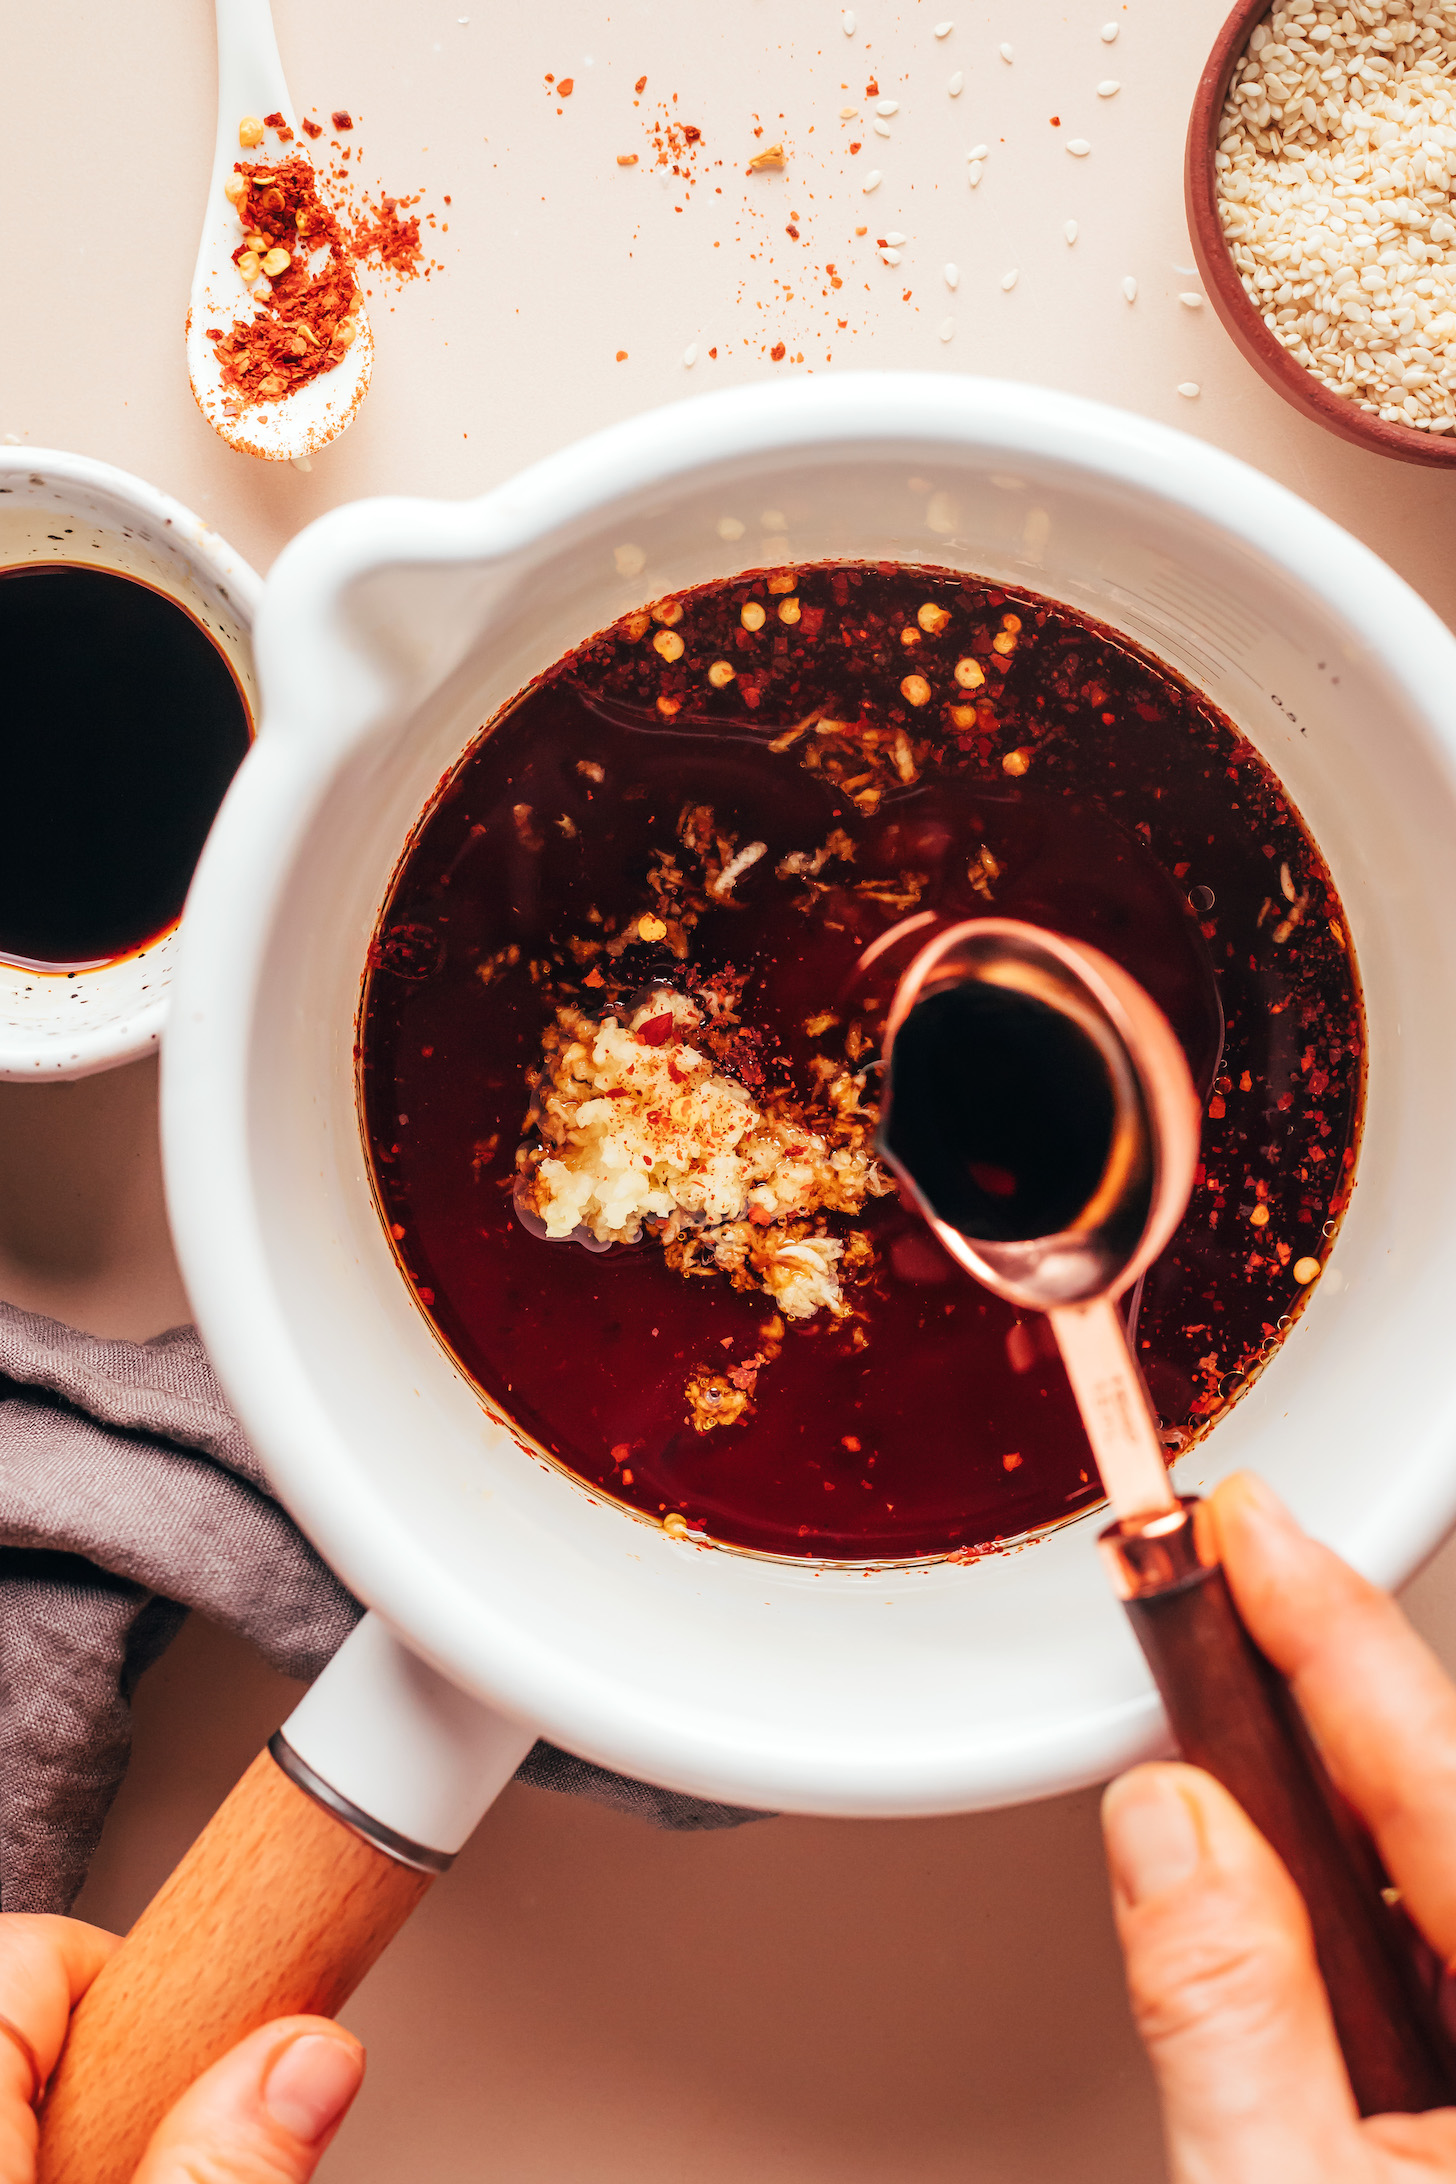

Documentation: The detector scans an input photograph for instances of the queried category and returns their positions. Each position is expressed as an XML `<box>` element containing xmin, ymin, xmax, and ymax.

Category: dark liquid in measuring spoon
<box><xmin>0</xmin><ymin>566</ymin><xmax>252</xmax><ymax>967</ymax></box>
<box><xmin>883</xmin><ymin>984</ymin><xmax>1133</xmax><ymax>1246</ymax></box>
<box><xmin>360</xmin><ymin>561</ymin><xmax>1363</xmax><ymax>1562</ymax></box>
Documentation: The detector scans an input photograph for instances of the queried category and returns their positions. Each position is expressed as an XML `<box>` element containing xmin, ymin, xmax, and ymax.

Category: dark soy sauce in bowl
<box><xmin>0</xmin><ymin>566</ymin><xmax>252</xmax><ymax>969</ymax></box>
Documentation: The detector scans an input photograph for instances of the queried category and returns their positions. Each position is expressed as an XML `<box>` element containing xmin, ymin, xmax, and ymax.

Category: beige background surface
<box><xmin>5</xmin><ymin>0</ymin><xmax>1456</xmax><ymax>2178</ymax></box>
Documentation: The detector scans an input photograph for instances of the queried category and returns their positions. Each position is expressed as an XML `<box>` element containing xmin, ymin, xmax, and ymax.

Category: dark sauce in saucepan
<box><xmin>0</xmin><ymin>566</ymin><xmax>252</xmax><ymax>969</ymax></box>
<box><xmin>359</xmin><ymin>563</ymin><xmax>1363</xmax><ymax>1563</ymax></box>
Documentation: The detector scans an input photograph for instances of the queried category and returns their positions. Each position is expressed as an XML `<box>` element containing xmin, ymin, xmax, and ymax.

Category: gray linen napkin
<box><xmin>0</xmin><ymin>1299</ymin><xmax>755</xmax><ymax>1913</ymax></box>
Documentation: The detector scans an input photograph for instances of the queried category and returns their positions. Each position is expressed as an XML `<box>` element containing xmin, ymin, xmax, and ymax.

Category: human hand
<box><xmin>0</xmin><ymin>1913</ymin><xmax>363</xmax><ymax>2184</ymax></box>
<box><xmin>1102</xmin><ymin>1470</ymin><xmax>1456</xmax><ymax>2180</ymax></box>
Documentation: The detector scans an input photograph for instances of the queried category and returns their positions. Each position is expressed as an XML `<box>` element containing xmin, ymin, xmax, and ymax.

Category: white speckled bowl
<box><xmin>0</xmin><ymin>450</ymin><xmax>260</xmax><ymax>1079</ymax></box>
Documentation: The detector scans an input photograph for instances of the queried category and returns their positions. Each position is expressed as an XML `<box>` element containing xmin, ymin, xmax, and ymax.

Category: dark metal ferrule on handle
<box><xmin>1100</xmin><ymin>1498</ymin><xmax>1456</xmax><ymax>2118</ymax></box>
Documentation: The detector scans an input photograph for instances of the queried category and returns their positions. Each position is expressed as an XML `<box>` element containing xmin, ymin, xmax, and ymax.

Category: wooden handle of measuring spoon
<box><xmin>36</xmin><ymin>1746</ymin><xmax>433</xmax><ymax>2184</ymax></box>
<box><xmin>1103</xmin><ymin>1501</ymin><xmax>1456</xmax><ymax>2117</ymax></box>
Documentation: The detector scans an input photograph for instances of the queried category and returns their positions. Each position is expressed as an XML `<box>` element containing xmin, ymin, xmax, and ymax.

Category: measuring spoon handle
<box><xmin>1103</xmin><ymin>1499</ymin><xmax>1456</xmax><ymax>2118</ymax></box>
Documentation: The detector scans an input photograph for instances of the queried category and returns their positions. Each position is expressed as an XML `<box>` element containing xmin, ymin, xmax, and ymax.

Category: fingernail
<box><xmin>1228</xmin><ymin>1471</ymin><xmax>1297</xmax><ymax>1531</ymax></box>
<box><xmin>1103</xmin><ymin>1770</ymin><xmax>1202</xmax><ymax>1905</ymax></box>
<box><xmin>263</xmin><ymin>2033</ymin><xmax>364</xmax><ymax>2144</ymax></box>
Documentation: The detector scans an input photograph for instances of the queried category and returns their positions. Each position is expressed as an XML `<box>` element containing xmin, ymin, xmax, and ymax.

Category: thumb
<box><xmin>131</xmin><ymin>2018</ymin><xmax>364</xmax><ymax>2184</ymax></box>
<box><xmin>1102</xmin><ymin>1763</ymin><xmax>1360</xmax><ymax>2184</ymax></box>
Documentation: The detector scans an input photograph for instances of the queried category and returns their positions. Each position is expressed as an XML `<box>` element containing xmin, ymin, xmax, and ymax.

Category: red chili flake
<box><xmin>1049</xmin><ymin>115</ymin><xmax>1061</xmax><ymax>126</ymax></box>
<box><xmin>301</xmin><ymin>116</ymin><xmax>323</xmax><ymax>138</ymax></box>
<box><xmin>748</xmin><ymin>1204</ymin><xmax>774</xmax><ymax>1227</ymax></box>
<box><xmin>637</xmin><ymin>1011</ymin><xmax>676</xmax><ymax>1045</ymax></box>
<box><xmin>616</xmin><ymin>348</ymin><xmax>629</xmax><ymax>361</ymax></box>
<box><xmin>770</xmin><ymin>341</ymin><xmax>787</xmax><ymax>361</ymax></box>
<box><xmin>331</xmin><ymin>110</ymin><xmax>354</xmax><ymax>130</ymax></box>
<box><xmin>865</xmin><ymin>78</ymin><xmax>879</xmax><ymax>95</ymax></box>
<box><xmin>390</xmin><ymin>1223</ymin><xmax>407</xmax><ymax>1239</ymax></box>
<box><xmin>610</xmin><ymin>1443</ymin><xmax>631</xmax><ymax>1464</ymax></box>
<box><xmin>848</xmin><ymin>141</ymin><xmax>863</xmax><ymax>154</ymax></box>
<box><xmin>559</xmin><ymin>77</ymin><xmax>575</xmax><ymax>95</ymax></box>
<box><xmin>683</xmin><ymin>125</ymin><xmax>701</xmax><ymax>141</ymax></box>
<box><xmin>635</xmin><ymin>74</ymin><xmax>648</xmax><ymax>93</ymax></box>
<box><xmin>417</xmin><ymin>1286</ymin><xmax>435</xmax><ymax>1305</ymax></box>
<box><xmin>1002</xmin><ymin>1452</ymin><xmax>1023</xmax><ymax>1471</ymax></box>
<box><xmin>708</xmin><ymin>345</ymin><xmax>718</xmax><ymax>358</ymax></box>
<box><xmin>786</xmin><ymin>224</ymin><xmax>800</xmax><ymax>238</ymax></box>
<box><xmin>583</xmin><ymin>965</ymin><xmax>606</xmax><ymax>987</ymax></box>
<box><xmin>1208</xmin><ymin>1095</ymin><xmax>1226</xmax><ymax>1118</ymax></box>
<box><xmin>667</xmin><ymin>1056</ymin><xmax>689</xmax><ymax>1083</ymax></box>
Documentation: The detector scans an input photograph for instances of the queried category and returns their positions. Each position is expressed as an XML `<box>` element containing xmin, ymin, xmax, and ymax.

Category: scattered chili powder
<box><xmin>349</xmin><ymin>192</ymin><xmax>424</xmax><ymax>279</ymax></box>
<box><xmin>209</xmin><ymin>157</ymin><xmax>363</xmax><ymax>408</ymax></box>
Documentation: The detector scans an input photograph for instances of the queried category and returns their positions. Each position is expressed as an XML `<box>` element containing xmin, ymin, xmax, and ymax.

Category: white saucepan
<box><xmin>35</xmin><ymin>376</ymin><xmax>1456</xmax><ymax>2180</ymax></box>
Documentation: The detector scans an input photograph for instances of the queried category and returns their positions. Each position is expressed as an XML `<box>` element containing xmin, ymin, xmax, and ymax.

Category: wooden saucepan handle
<box><xmin>36</xmin><ymin>1746</ymin><xmax>433</xmax><ymax>2184</ymax></box>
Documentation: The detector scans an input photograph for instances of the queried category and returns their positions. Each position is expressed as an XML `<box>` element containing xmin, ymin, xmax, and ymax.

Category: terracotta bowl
<box><xmin>1185</xmin><ymin>0</ymin><xmax>1456</xmax><ymax>468</ymax></box>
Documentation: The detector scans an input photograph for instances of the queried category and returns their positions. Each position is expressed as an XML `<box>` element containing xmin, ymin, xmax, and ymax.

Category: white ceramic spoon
<box><xmin>186</xmin><ymin>0</ymin><xmax>373</xmax><ymax>462</ymax></box>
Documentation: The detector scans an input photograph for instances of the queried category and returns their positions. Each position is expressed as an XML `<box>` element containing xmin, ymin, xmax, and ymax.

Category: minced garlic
<box><xmin>516</xmin><ymin>993</ymin><xmax>889</xmax><ymax>1326</ymax></box>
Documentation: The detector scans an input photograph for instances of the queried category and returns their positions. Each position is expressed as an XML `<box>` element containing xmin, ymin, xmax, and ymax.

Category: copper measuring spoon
<box><xmin>877</xmin><ymin>915</ymin><xmax>1456</xmax><ymax>2118</ymax></box>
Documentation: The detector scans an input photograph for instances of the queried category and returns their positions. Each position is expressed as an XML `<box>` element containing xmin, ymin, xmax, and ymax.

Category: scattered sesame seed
<box><xmin>1177</xmin><ymin>381</ymin><xmax>1201</xmax><ymax>398</ymax></box>
<box><xmin>881</xmin><ymin>247</ymin><xmax>902</xmax><ymax>264</ymax></box>
<box><xmin>1002</xmin><ymin>746</ymin><xmax>1031</xmax><ymax>775</ymax></box>
<box><xmin>967</xmin><ymin>161</ymin><xmax>984</xmax><ymax>186</ymax></box>
<box><xmin>1001</xmin><ymin>267</ymin><xmax>1019</xmax><ymax>289</ymax></box>
<box><xmin>873</xmin><ymin>119</ymin><xmax>893</xmax><ymax>136</ymax></box>
<box><xmin>291</xmin><ymin>455</ymin><xmax>312</xmax><ymax>473</ymax></box>
<box><xmin>999</xmin><ymin>41</ymin><xmax>1014</xmax><ymax>62</ymax></box>
<box><xmin>1100</xmin><ymin>20</ymin><xmax>1119</xmax><ymax>39</ymax></box>
<box><xmin>935</xmin><ymin>19</ymin><xmax>954</xmax><ymax>36</ymax></box>
<box><xmin>1293</xmin><ymin>1255</ymin><xmax>1321</xmax><ymax>1285</ymax></box>
<box><xmin>968</xmin><ymin>143</ymin><xmax>989</xmax><ymax>160</ymax></box>
<box><xmin>862</xmin><ymin>169</ymin><xmax>883</xmax><ymax>191</ymax></box>
<box><xmin>939</xmin><ymin>315</ymin><xmax>956</xmax><ymax>340</ymax></box>
<box><xmin>1097</xmin><ymin>79</ymin><xmax>1121</xmax><ymax>97</ymax></box>
<box><xmin>684</xmin><ymin>343</ymin><xmax>698</xmax><ymax>367</ymax></box>
<box><xmin>948</xmin><ymin>70</ymin><xmax>964</xmax><ymax>94</ymax></box>
<box><xmin>717</xmin><ymin>516</ymin><xmax>746</xmax><ymax>540</ymax></box>
<box><xmin>1068</xmin><ymin>137</ymin><xmax>1091</xmax><ymax>156</ymax></box>
<box><xmin>886</xmin><ymin>230</ymin><xmax>907</xmax><ymax>245</ymax></box>
<box><xmin>741</xmin><ymin>599</ymin><xmax>767</xmax><ymax>631</ymax></box>
<box><xmin>840</xmin><ymin>105</ymin><xmax>859</xmax><ymax>118</ymax></box>
<box><xmin>877</xmin><ymin>100</ymin><xmax>900</xmax><ymax>115</ymax></box>
<box><xmin>1178</xmin><ymin>292</ymin><xmax>1204</xmax><ymax>309</ymax></box>
<box><xmin>842</xmin><ymin>7</ymin><xmax>856</xmax><ymax>31</ymax></box>
<box><xmin>1122</xmin><ymin>274</ymin><xmax>1138</xmax><ymax>302</ymax></box>
<box><xmin>944</xmin><ymin>261</ymin><xmax>959</xmax><ymax>287</ymax></box>
<box><xmin>1064</xmin><ymin>218</ymin><xmax>1079</xmax><ymax>243</ymax></box>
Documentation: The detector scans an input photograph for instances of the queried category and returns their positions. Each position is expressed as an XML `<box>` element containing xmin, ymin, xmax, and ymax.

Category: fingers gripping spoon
<box><xmin>878</xmin><ymin>917</ymin><xmax>1456</xmax><ymax>2117</ymax></box>
<box><xmin>187</xmin><ymin>0</ymin><xmax>373</xmax><ymax>461</ymax></box>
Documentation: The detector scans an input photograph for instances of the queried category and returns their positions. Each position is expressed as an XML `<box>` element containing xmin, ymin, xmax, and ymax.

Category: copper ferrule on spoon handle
<box><xmin>1103</xmin><ymin>1497</ymin><xmax>1456</xmax><ymax>2116</ymax></box>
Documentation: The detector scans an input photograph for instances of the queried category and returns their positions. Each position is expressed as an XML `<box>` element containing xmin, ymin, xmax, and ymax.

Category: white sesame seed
<box><xmin>1068</xmin><ymin>138</ymin><xmax>1091</xmax><ymax>157</ymax></box>
<box><xmin>881</xmin><ymin>248</ymin><xmax>902</xmax><ymax>264</ymax></box>
<box><xmin>968</xmin><ymin>143</ymin><xmax>988</xmax><ymax>160</ymax></box>
<box><xmin>839</xmin><ymin>105</ymin><xmax>859</xmax><ymax>118</ymax></box>
<box><xmin>1097</xmin><ymin>80</ymin><xmax>1121</xmax><ymax>97</ymax></box>
<box><xmin>877</xmin><ymin>100</ymin><xmax>900</xmax><ymax>116</ymax></box>
<box><xmin>1178</xmin><ymin>292</ymin><xmax>1204</xmax><ymax>309</ymax></box>
<box><xmin>886</xmin><ymin>231</ymin><xmax>907</xmax><ymax>245</ymax></box>
<box><xmin>291</xmin><ymin>454</ymin><xmax>313</xmax><ymax>472</ymax></box>
<box><xmin>1064</xmin><ymin>219</ymin><xmax>1079</xmax><ymax>243</ymax></box>
<box><xmin>967</xmin><ymin>162</ymin><xmax>983</xmax><ymax>186</ymax></box>
<box><xmin>940</xmin><ymin>316</ymin><xmax>956</xmax><ymax>340</ymax></box>
<box><xmin>948</xmin><ymin>70</ymin><xmax>964</xmax><ymax>94</ymax></box>
<box><xmin>717</xmin><ymin>517</ymin><xmax>746</xmax><ymax>541</ymax></box>
<box><xmin>999</xmin><ymin>41</ymin><xmax>1014</xmax><ymax>62</ymax></box>
<box><xmin>1001</xmin><ymin>267</ymin><xmax>1019</xmax><ymax>289</ymax></box>
<box><xmin>862</xmin><ymin>170</ymin><xmax>882</xmax><ymax>192</ymax></box>
<box><xmin>873</xmin><ymin>119</ymin><xmax>892</xmax><ymax>136</ymax></box>
<box><xmin>944</xmin><ymin>261</ymin><xmax>959</xmax><ymax>287</ymax></box>
<box><xmin>684</xmin><ymin>343</ymin><xmax>698</xmax><ymax>367</ymax></box>
<box><xmin>1100</xmin><ymin>21</ymin><xmax>1119</xmax><ymax>40</ymax></box>
<box><xmin>842</xmin><ymin>8</ymin><xmax>856</xmax><ymax>32</ymax></box>
<box><xmin>935</xmin><ymin>19</ymin><xmax>954</xmax><ymax>36</ymax></box>
<box><xmin>1122</xmin><ymin>274</ymin><xmax>1138</xmax><ymax>302</ymax></box>
<box><xmin>1177</xmin><ymin>382</ymin><xmax>1201</xmax><ymax>398</ymax></box>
